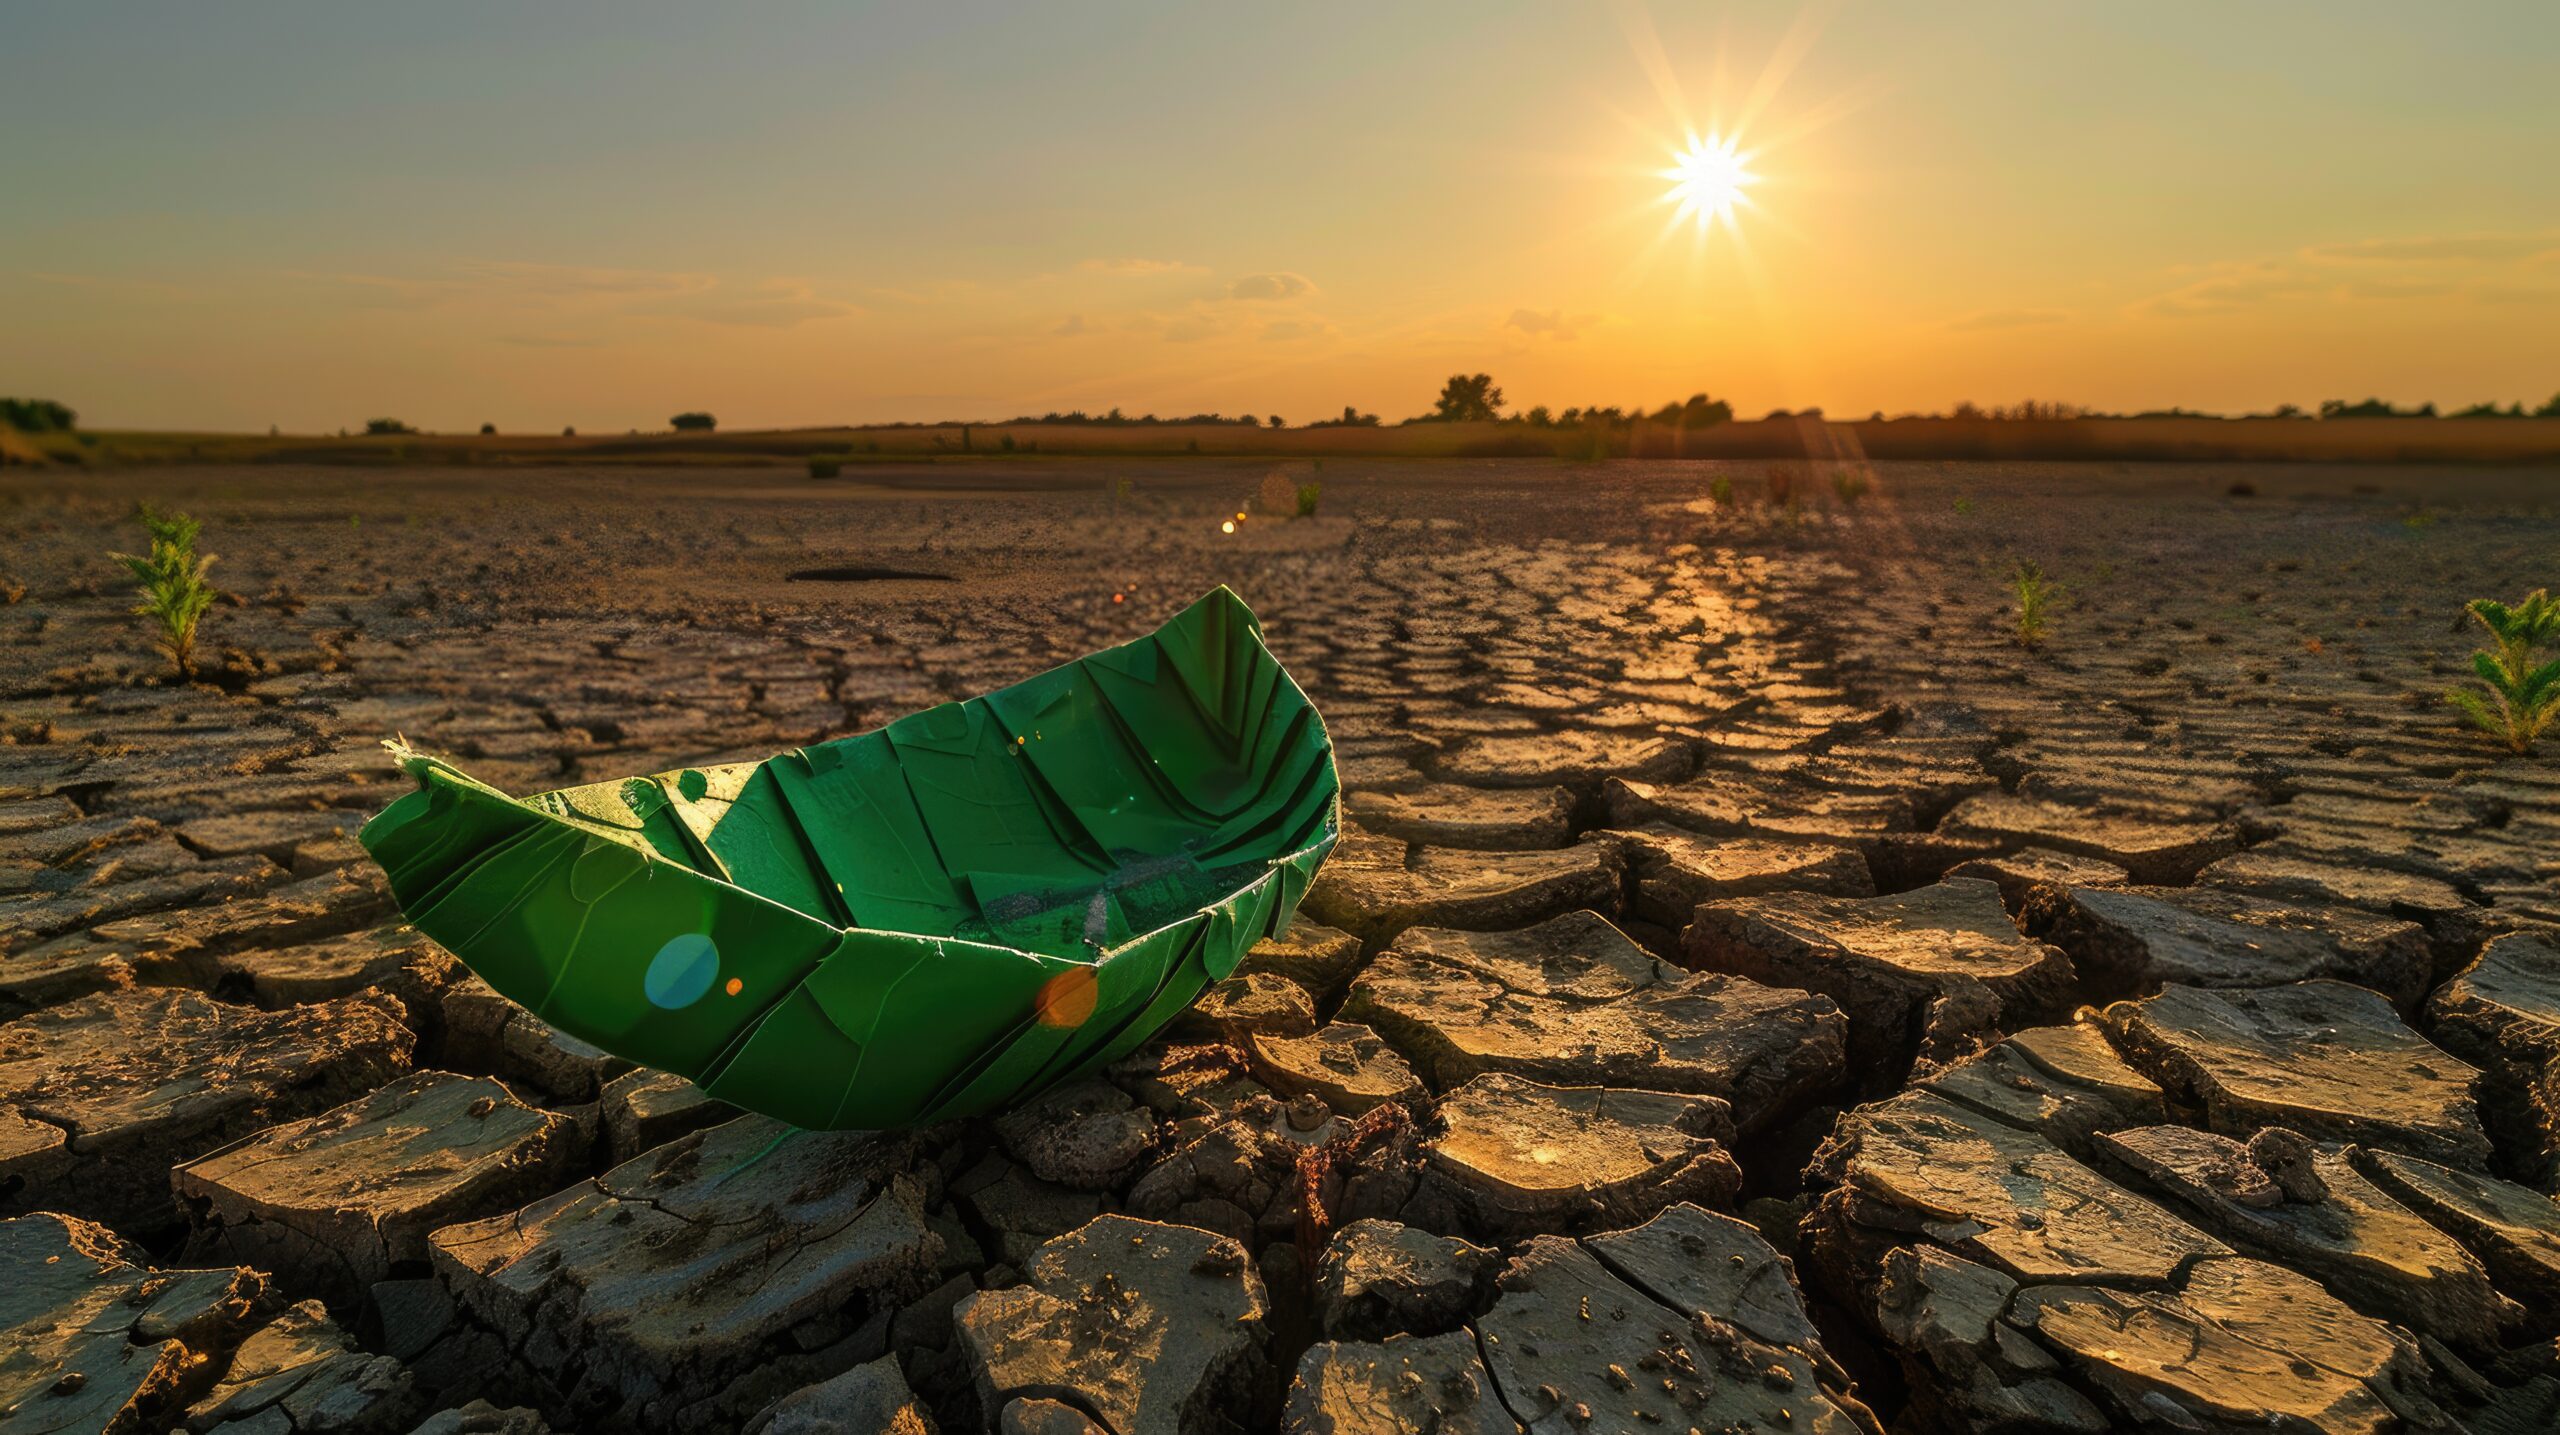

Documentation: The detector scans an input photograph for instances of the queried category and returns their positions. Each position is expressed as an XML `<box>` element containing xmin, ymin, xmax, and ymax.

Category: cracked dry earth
<box><xmin>3</xmin><ymin>457</ymin><xmax>2557</xmax><ymax>1435</ymax></box>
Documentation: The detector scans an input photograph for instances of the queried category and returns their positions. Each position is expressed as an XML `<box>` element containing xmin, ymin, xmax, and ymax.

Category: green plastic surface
<box><xmin>360</xmin><ymin>587</ymin><xmax>1339</xmax><ymax>1130</ymax></box>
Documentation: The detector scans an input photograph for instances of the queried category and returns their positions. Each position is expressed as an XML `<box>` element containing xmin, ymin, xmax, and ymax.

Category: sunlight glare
<box><xmin>1662</xmin><ymin>133</ymin><xmax>1757</xmax><ymax>229</ymax></box>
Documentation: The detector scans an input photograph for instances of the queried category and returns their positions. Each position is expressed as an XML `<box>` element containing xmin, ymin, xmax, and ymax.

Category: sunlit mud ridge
<box><xmin>2</xmin><ymin>458</ymin><xmax>2556</xmax><ymax>1433</ymax></box>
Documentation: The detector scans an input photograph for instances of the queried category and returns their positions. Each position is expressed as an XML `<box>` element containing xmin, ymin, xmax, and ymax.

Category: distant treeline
<box><xmin>877</xmin><ymin>408</ymin><xmax>1274</xmax><ymax>428</ymax></box>
<box><xmin>14</xmin><ymin>373</ymin><xmax>2560</xmax><ymax>447</ymax></box>
<box><xmin>1516</xmin><ymin>393</ymin><xmax>1736</xmax><ymax>428</ymax></box>
<box><xmin>1000</xmin><ymin>409</ymin><xmax>1268</xmax><ymax>427</ymax></box>
<box><xmin>949</xmin><ymin>379</ymin><xmax>2560</xmax><ymax>433</ymax></box>
<box><xmin>0</xmin><ymin>397</ymin><xmax>77</xmax><ymax>432</ymax></box>
<box><xmin>866</xmin><ymin>403</ymin><xmax>1390</xmax><ymax>429</ymax></box>
<box><xmin>1923</xmin><ymin>394</ymin><xmax>2560</xmax><ymax>421</ymax></box>
<box><xmin>2315</xmin><ymin>397</ymin><xmax>2560</xmax><ymax>420</ymax></box>
<box><xmin>1513</xmin><ymin>392</ymin><xmax>2560</xmax><ymax>427</ymax></box>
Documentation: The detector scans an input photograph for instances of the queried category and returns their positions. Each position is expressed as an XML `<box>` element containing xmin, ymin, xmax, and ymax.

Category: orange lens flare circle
<box><xmin>1035</xmin><ymin>965</ymin><xmax>1101</xmax><ymax>1028</ymax></box>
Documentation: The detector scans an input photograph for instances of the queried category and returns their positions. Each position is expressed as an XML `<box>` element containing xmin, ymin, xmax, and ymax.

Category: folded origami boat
<box><xmin>361</xmin><ymin>587</ymin><xmax>1338</xmax><ymax>1129</ymax></box>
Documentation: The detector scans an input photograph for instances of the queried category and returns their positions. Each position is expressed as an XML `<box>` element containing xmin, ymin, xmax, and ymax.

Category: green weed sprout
<box><xmin>1708</xmin><ymin>475</ymin><xmax>1735</xmax><ymax>507</ymax></box>
<box><xmin>2447</xmin><ymin>588</ymin><xmax>2560</xmax><ymax>754</ymax></box>
<box><xmin>1831</xmin><ymin>468</ymin><xmax>1870</xmax><ymax>506</ymax></box>
<box><xmin>2011</xmin><ymin>560</ymin><xmax>2059</xmax><ymax>649</ymax></box>
<box><xmin>1296</xmin><ymin>482</ymin><xmax>1321</xmax><ymax>517</ymax></box>
<box><xmin>111</xmin><ymin>505</ymin><xmax>217</xmax><ymax>678</ymax></box>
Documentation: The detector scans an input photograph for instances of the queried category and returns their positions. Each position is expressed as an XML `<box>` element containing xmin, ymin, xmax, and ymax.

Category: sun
<box><xmin>1661</xmin><ymin>133</ymin><xmax>1757</xmax><ymax>229</ymax></box>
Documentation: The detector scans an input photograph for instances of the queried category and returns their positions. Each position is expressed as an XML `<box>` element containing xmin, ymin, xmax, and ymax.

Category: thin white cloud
<box><xmin>285</xmin><ymin>263</ymin><xmax>854</xmax><ymax>327</ymax></box>
<box><xmin>1259</xmin><ymin>318</ymin><xmax>1337</xmax><ymax>343</ymax></box>
<box><xmin>625</xmin><ymin>279</ymin><xmax>855</xmax><ymax>328</ymax></box>
<box><xmin>1947</xmin><ymin>307</ymin><xmax>2069</xmax><ymax>332</ymax></box>
<box><xmin>450</xmin><ymin>261</ymin><xmax>710</xmax><ymax>297</ymax></box>
<box><xmin>1079</xmin><ymin>258</ymin><xmax>1202</xmax><ymax>277</ymax></box>
<box><xmin>1506</xmin><ymin>307</ymin><xmax>1596</xmax><ymax>340</ymax></box>
<box><xmin>2132</xmin><ymin>230</ymin><xmax>2560</xmax><ymax>319</ymax></box>
<box><xmin>1228</xmin><ymin>272</ymin><xmax>1315</xmax><ymax>301</ymax></box>
<box><xmin>26</xmin><ymin>271</ymin><xmax>193</xmax><ymax>299</ymax></box>
<box><xmin>2134</xmin><ymin>264</ymin><xmax>2325</xmax><ymax>318</ymax></box>
<box><xmin>2303</xmin><ymin>232</ymin><xmax>2560</xmax><ymax>264</ymax></box>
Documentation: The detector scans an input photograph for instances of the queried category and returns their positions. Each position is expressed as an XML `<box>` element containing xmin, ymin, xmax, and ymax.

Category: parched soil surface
<box><xmin>3</xmin><ymin>456</ymin><xmax>2557</xmax><ymax>1434</ymax></box>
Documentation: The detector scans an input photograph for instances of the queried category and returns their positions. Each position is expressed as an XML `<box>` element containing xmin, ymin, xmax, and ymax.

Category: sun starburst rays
<box><xmin>1661</xmin><ymin>133</ymin><xmax>1759</xmax><ymax>230</ymax></box>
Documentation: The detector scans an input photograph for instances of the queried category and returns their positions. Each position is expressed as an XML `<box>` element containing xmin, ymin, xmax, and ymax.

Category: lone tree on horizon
<box><xmin>670</xmin><ymin>411</ymin><xmax>717</xmax><ymax>432</ymax></box>
<box><xmin>1428</xmin><ymin>373</ymin><xmax>1505</xmax><ymax>423</ymax></box>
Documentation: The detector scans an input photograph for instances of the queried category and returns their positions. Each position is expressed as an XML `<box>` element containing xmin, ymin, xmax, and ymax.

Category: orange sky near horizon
<box><xmin>5</xmin><ymin>2</ymin><xmax>2556</xmax><ymax>433</ymax></box>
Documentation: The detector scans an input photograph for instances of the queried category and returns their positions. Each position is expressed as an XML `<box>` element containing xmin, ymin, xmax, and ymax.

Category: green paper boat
<box><xmin>360</xmin><ymin>587</ymin><xmax>1338</xmax><ymax>1130</ymax></box>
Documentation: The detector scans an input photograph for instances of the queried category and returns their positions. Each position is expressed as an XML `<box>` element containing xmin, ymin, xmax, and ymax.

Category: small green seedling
<box><xmin>2011</xmin><ymin>560</ymin><xmax>2059</xmax><ymax>649</ymax></box>
<box><xmin>2447</xmin><ymin>588</ymin><xmax>2560</xmax><ymax>754</ymax></box>
<box><xmin>1831</xmin><ymin>468</ymin><xmax>1870</xmax><ymax>506</ymax></box>
<box><xmin>1709</xmin><ymin>475</ymin><xmax>1735</xmax><ymax>507</ymax></box>
<box><xmin>111</xmin><ymin>505</ymin><xmax>218</xmax><ymax>678</ymax></box>
<box><xmin>1954</xmin><ymin>496</ymin><xmax>1975</xmax><ymax>517</ymax></box>
<box><xmin>1295</xmin><ymin>482</ymin><xmax>1321</xmax><ymax>517</ymax></box>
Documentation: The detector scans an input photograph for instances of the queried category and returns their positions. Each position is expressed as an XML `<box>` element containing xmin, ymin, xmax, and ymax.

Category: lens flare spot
<box><xmin>724</xmin><ymin>976</ymin><xmax>744</xmax><ymax>997</ymax></box>
<box><xmin>1220</xmin><ymin>520</ymin><xmax>1236</xmax><ymax>534</ymax></box>
<box><xmin>1035</xmin><ymin>965</ymin><xmax>1101</xmax><ymax>1029</ymax></box>
<box><xmin>644</xmin><ymin>933</ymin><xmax>720</xmax><ymax>1009</ymax></box>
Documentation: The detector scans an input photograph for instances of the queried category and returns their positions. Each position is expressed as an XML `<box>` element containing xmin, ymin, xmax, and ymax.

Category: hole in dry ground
<box><xmin>784</xmin><ymin>566</ymin><xmax>956</xmax><ymax>584</ymax></box>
